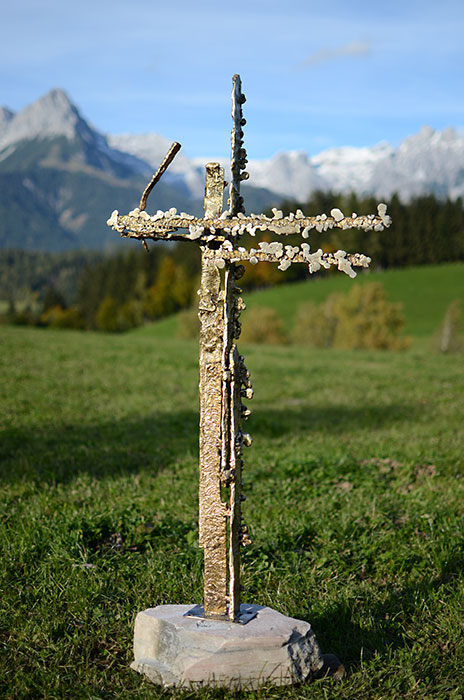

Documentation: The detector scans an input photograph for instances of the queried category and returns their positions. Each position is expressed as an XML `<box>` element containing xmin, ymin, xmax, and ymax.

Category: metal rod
<box><xmin>139</xmin><ymin>142</ymin><xmax>182</xmax><ymax>211</ymax></box>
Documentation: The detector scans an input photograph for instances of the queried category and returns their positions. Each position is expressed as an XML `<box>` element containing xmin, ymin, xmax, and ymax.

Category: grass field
<box><xmin>1</xmin><ymin>264</ymin><xmax>464</xmax><ymax>699</ymax></box>
<box><xmin>244</xmin><ymin>262</ymin><xmax>464</xmax><ymax>337</ymax></box>
<box><xmin>144</xmin><ymin>262</ymin><xmax>464</xmax><ymax>342</ymax></box>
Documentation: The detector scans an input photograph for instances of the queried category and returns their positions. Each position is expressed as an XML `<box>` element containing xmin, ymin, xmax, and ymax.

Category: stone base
<box><xmin>131</xmin><ymin>603</ymin><xmax>343</xmax><ymax>690</ymax></box>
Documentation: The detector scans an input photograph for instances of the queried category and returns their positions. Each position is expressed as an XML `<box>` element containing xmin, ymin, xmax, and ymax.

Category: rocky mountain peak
<box><xmin>0</xmin><ymin>106</ymin><xmax>15</xmax><ymax>123</ymax></box>
<box><xmin>0</xmin><ymin>88</ymin><xmax>93</xmax><ymax>149</ymax></box>
<box><xmin>0</xmin><ymin>107</ymin><xmax>15</xmax><ymax>140</ymax></box>
<box><xmin>0</xmin><ymin>89</ymin><xmax>152</xmax><ymax>178</ymax></box>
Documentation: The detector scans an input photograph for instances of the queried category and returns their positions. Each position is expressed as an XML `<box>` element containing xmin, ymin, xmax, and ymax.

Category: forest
<box><xmin>1</xmin><ymin>191</ymin><xmax>463</xmax><ymax>332</ymax></box>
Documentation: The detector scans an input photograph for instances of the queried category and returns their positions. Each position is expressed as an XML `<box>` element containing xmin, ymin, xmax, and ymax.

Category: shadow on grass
<box><xmin>0</xmin><ymin>411</ymin><xmax>199</xmax><ymax>484</ymax></box>
<box><xmin>0</xmin><ymin>400</ymin><xmax>419</xmax><ymax>484</ymax></box>
<box><xmin>304</xmin><ymin>552</ymin><xmax>464</xmax><ymax>673</ymax></box>
<box><xmin>251</xmin><ymin>401</ymin><xmax>418</xmax><ymax>438</ymax></box>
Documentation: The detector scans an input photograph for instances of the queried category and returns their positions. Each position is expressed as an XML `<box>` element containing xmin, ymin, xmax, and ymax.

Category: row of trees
<box><xmin>2</xmin><ymin>192</ymin><xmax>463</xmax><ymax>332</ymax></box>
<box><xmin>4</xmin><ymin>247</ymin><xmax>199</xmax><ymax>331</ymax></box>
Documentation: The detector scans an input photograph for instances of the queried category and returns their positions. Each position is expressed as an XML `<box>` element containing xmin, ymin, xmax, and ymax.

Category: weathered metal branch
<box><xmin>138</xmin><ymin>142</ymin><xmax>182</xmax><ymax>211</ymax></box>
<box><xmin>108</xmin><ymin>207</ymin><xmax>392</xmax><ymax>241</ymax></box>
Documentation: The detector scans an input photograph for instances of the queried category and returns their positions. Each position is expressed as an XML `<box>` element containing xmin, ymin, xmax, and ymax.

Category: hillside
<box><xmin>244</xmin><ymin>263</ymin><xmax>464</xmax><ymax>337</ymax></box>
<box><xmin>0</xmin><ymin>165</ymin><xmax>199</xmax><ymax>252</ymax></box>
<box><xmin>142</xmin><ymin>263</ymin><xmax>464</xmax><ymax>341</ymax></box>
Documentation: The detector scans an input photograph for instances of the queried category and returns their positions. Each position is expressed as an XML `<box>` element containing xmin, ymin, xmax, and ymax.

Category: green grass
<box><xmin>1</xmin><ymin>285</ymin><xmax>464</xmax><ymax>698</ymax></box>
<box><xmin>240</xmin><ymin>262</ymin><xmax>464</xmax><ymax>337</ymax></box>
<box><xmin>137</xmin><ymin>263</ymin><xmax>464</xmax><ymax>343</ymax></box>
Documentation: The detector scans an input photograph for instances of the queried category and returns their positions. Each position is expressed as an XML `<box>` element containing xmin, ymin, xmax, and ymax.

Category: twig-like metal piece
<box><xmin>139</xmin><ymin>141</ymin><xmax>181</xmax><ymax>211</ymax></box>
<box><xmin>228</xmin><ymin>74</ymin><xmax>247</xmax><ymax>216</ymax></box>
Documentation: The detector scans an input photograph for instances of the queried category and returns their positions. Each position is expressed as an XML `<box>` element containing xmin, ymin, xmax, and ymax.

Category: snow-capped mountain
<box><xmin>108</xmin><ymin>132</ymin><xmax>206</xmax><ymax>199</ymax></box>
<box><xmin>312</xmin><ymin>141</ymin><xmax>394</xmax><ymax>195</ymax></box>
<box><xmin>369</xmin><ymin>126</ymin><xmax>464</xmax><ymax>200</ymax></box>
<box><xmin>3</xmin><ymin>87</ymin><xmax>464</xmax><ymax>204</ymax></box>
<box><xmin>0</xmin><ymin>88</ymin><xmax>151</xmax><ymax>177</ymax></box>
<box><xmin>0</xmin><ymin>85</ymin><xmax>463</xmax><ymax>251</ymax></box>
<box><xmin>246</xmin><ymin>151</ymin><xmax>326</xmax><ymax>202</ymax></box>
<box><xmin>0</xmin><ymin>90</ymin><xmax>198</xmax><ymax>251</ymax></box>
<box><xmin>0</xmin><ymin>88</ymin><xmax>89</xmax><ymax>146</ymax></box>
<box><xmin>110</xmin><ymin>126</ymin><xmax>464</xmax><ymax>203</ymax></box>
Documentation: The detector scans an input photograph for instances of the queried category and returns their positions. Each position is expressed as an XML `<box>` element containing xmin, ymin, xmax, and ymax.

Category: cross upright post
<box><xmin>108</xmin><ymin>73</ymin><xmax>392</xmax><ymax>687</ymax></box>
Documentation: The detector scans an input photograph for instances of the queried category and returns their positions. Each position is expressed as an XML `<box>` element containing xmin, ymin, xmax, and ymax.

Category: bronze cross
<box><xmin>107</xmin><ymin>74</ymin><xmax>391</xmax><ymax>622</ymax></box>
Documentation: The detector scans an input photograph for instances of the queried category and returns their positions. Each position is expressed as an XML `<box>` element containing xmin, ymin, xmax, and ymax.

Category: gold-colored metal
<box><xmin>204</xmin><ymin>163</ymin><xmax>225</xmax><ymax>219</ymax></box>
<box><xmin>107</xmin><ymin>74</ymin><xmax>391</xmax><ymax>623</ymax></box>
<box><xmin>198</xmin><ymin>253</ymin><xmax>228</xmax><ymax>616</ymax></box>
<box><xmin>198</xmin><ymin>164</ymin><xmax>229</xmax><ymax>617</ymax></box>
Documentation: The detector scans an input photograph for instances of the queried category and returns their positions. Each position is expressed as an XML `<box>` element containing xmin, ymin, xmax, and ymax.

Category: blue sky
<box><xmin>1</xmin><ymin>0</ymin><xmax>463</xmax><ymax>159</ymax></box>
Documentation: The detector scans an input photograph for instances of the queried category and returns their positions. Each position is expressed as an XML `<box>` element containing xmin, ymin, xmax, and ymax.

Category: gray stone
<box><xmin>131</xmin><ymin>603</ymin><xmax>328</xmax><ymax>689</ymax></box>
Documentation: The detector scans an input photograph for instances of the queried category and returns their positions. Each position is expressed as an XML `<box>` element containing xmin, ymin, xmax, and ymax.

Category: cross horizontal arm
<box><xmin>213</xmin><ymin>246</ymin><xmax>371</xmax><ymax>278</ymax></box>
<box><xmin>107</xmin><ymin>204</ymin><xmax>392</xmax><ymax>244</ymax></box>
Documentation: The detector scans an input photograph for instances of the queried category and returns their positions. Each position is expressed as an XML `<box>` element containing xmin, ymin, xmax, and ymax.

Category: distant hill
<box><xmin>243</xmin><ymin>262</ymin><xmax>464</xmax><ymax>338</ymax></box>
<box><xmin>142</xmin><ymin>263</ymin><xmax>464</xmax><ymax>341</ymax></box>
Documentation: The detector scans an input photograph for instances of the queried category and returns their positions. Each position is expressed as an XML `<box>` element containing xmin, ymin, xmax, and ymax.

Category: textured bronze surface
<box><xmin>109</xmin><ymin>211</ymin><xmax>390</xmax><ymax>243</ymax></box>
<box><xmin>221</xmin><ymin>264</ymin><xmax>249</xmax><ymax>619</ymax></box>
<box><xmin>204</xmin><ymin>163</ymin><xmax>225</xmax><ymax>219</ymax></box>
<box><xmin>198</xmin><ymin>167</ymin><xmax>228</xmax><ymax>617</ymax></box>
<box><xmin>107</xmin><ymin>74</ymin><xmax>390</xmax><ymax>622</ymax></box>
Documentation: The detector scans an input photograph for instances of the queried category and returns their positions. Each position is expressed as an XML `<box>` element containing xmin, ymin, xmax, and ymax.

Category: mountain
<box><xmin>0</xmin><ymin>88</ymin><xmax>153</xmax><ymax>178</ymax></box>
<box><xmin>311</xmin><ymin>141</ymin><xmax>394</xmax><ymax>195</ymax></box>
<box><xmin>0</xmin><ymin>86</ymin><xmax>463</xmax><ymax>252</ymax></box>
<box><xmin>369</xmin><ymin>126</ymin><xmax>464</xmax><ymax>200</ymax></box>
<box><xmin>112</xmin><ymin>126</ymin><xmax>464</xmax><ymax>204</ymax></box>
<box><xmin>0</xmin><ymin>90</ymin><xmax>205</xmax><ymax>251</ymax></box>
<box><xmin>0</xmin><ymin>90</ymin><xmax>279</xmax><ymax>251</ymax></box>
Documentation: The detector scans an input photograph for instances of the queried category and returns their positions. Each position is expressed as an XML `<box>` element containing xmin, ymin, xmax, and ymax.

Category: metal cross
<box><xmin>107</xmin><ymin>74</ymin><xmax>391</xmax><ymax>623</ymax></box>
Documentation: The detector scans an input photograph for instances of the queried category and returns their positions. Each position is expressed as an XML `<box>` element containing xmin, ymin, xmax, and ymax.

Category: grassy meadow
<box><xmin>1</xmin><ymin>263</ymin><xmax>464</xmax><ymax>699</ymax></box>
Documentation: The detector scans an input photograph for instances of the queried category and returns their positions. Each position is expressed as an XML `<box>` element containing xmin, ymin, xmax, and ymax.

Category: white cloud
<box><xmin>297</xmin><ymin>40</ymin><xmax>371</xmax><ymax>69</ymax></box>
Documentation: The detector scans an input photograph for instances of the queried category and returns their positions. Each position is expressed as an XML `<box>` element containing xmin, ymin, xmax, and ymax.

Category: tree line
<box><xmin>1</xmin><ymin>191</ymin><xmax>463</xmax><ymax>331</ymax></box>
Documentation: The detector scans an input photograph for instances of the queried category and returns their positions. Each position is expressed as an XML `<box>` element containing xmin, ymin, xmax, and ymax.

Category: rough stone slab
<box><xmin>131</xmin><ymin>603</ymin><xmax>327</xmax><ymax>689</ymax></box>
